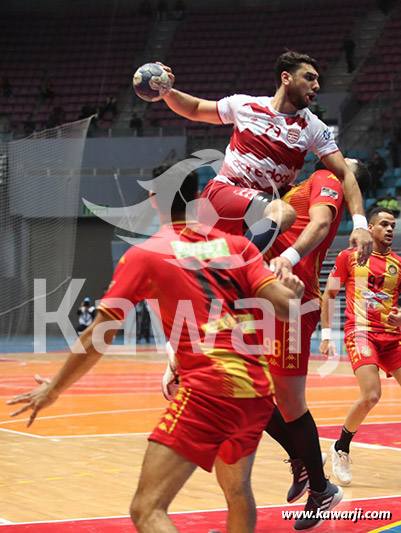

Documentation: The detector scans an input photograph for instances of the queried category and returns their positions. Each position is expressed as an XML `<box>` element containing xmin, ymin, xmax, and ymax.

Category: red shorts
<box><xmin>265</xmin><ymin>308</ymin><xmax>321</xmax><ymax>376</ymax></box>
<box><xmin>149</xmin><ymin>386</ymin><xmax>274</xmax><ymax>472</ymax></box>
<box><xmin>344</xmin><ymin>330</ymin><xmax>401</xmax><ymax>375</ymax></box>
<box><xmin>199</xmin><ymin>179</ymin><xmax>261</xmax><ymax>235</ymax></box>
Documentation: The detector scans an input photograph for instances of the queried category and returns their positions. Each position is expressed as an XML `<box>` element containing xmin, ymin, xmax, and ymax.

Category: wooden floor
<box><xmin>0</xmin><ymin>350</ymin><xmax>400</xmax><ymax>531</ymax></box>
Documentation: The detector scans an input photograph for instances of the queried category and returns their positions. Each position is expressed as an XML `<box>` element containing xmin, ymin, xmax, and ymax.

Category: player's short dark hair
<box><xmin>275</xmin><ymin>50</ymin><xmax>319</xmax><ymax>88</ymax></box>
<box><xmin>350</xmin><ymin>159</ymin><xmax>371</xmax><ymax>194</ymax></box>
<box><xmin>314</xmin><ymin>158</ymin><xmax>371</xmax><ymax>194</ymax></box>
<box><xmin>368</xmin><ymin>206</ymin><xmax>395</xmax><ymax>223</ymax></box>
<box><xmin>152</xmin><ymin>162</ymin><xmax>198</xmax><ymax>214</ymax></box>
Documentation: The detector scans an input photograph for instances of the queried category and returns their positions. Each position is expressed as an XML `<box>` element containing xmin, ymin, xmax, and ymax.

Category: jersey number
<box><xmin>368</xmin><ymin>274</ymin><xmax>384</xmax><ymax>290</ymax></box>
<box><xmin>265</xmin><ymin>123</ymin><xmax>281</xmax><ymax>138</ymax></box>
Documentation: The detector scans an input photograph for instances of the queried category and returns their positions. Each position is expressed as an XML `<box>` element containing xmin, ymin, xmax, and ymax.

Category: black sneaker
<box><xmin>294</xmin><ymin>480</ymin><xmax>343</xmax><ymax>531</ymax></box>
<box><xmin>286</xmin><ymin>452</ymin><xmax>327</xmax><ymax>503</ymax></box>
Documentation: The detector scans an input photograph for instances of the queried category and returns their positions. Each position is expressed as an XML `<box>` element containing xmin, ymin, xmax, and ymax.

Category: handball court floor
<box><xmin>0</xmin><ymin>348</ymin><xmax>401</xmax><ymax>533</ymax></box>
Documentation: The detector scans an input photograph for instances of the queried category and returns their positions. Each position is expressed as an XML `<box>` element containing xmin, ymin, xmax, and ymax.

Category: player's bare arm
<box><xmin>319</xmin><ymin>274</ymin><xmax>342</xmax><ymax>357</ymax></box>
<box><xmin>157</xmin><ymin>62</ymin><xmax>220</xmax><ymax>124</ymax></box>
<box><xmin>257</xmin><ymin>271</ymin><xmax>304</xmax><ymax>321</ymax></box>
<box><xmin>7</xmin><ymin>311</ymin><xmax>120</xmax><ymax>427</ymax></box>
<box><xmin>322</xmin><ymin>151</ymin><xmax>372</xmax><ymax>265</ymax></box>
<box><xmin>270</xmin><ymin>204</ymin><xmax>334</xmax><ymax>279</ymax></box>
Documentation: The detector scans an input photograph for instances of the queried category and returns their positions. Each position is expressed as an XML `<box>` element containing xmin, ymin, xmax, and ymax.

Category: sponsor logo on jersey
<box><xmin>171</xmin><ymin>238</ymin><xmax>230</xmax><ymax>261</ymax></box>
<box><xmin>320</xmin><ymin>187</ymin><xmax>338</xmax><ymax>199</ymax></box>
<box><xmin>365</xmin><ymin>298</ymin><xmax>378</xmax><ymax>309</ymax></box>
<box><xmin>388</xmin><ymin>264</ymin><xmax>398</xmax><ymax>276</ymax></box>
<box><xmin>361</xmin><ymin>290</ymin><xmax>375</xmax><ymax>299</ymax></box>
<box><xmin>361</xmin><ymin>346</ymin><xmax>373</xmax><ymax>357</ymax></box>
<box><xmin>232</xmin><ymin>159</ymin><xmax>292</xmax><ymax>186</ymax></box>
<box><xmin>323</xmin><ymin>128</ymin><xmax>331</xmax><ymax>141</ymax></box>
<box><xmin>375</xmin><ymin>292</ymin><xmax>390</xmax><ymax>300</ymax></box>
<box><xmin>286</xmin><ymin>129</ymin><xmax>300</xmax><ymax>144</ymax></box>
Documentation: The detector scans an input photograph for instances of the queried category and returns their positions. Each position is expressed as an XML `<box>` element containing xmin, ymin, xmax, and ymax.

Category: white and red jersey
<box><xmin>215</xmin><ymin>94</ymin><xmax>338</xmax><ymax>193</ymax></box>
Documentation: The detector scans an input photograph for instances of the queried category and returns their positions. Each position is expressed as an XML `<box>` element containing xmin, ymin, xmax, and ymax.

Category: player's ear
<box><xmin>195</xmin><ymin>190</ymin><xmax>200</xmax><ymax>199</ymax></box>
<box><xmin>281</xmin><ymin>70</ymin><xmax>292</xmax><ymax>86</ymax></box>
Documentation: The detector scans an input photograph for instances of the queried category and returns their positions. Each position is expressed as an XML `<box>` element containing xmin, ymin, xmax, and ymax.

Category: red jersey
<box><xmin>99</xmin><ymin>222</ymin><xmax>276</xmax><ymax>398</ymax></box>
<box><xmin>331</xmin><ymin>248</ymin><xmax>401</xmax><ymax>335</ymax></box>
<box><xmin>265</xmin><ymin>169</ymin><xmax>344</xmax><ymax>301</ymax></box>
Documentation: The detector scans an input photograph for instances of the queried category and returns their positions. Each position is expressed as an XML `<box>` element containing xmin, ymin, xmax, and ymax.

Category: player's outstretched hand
<box><xmin>319</xmin><ymin>339</ymin><xmax>338</xmax><ymax>358</ymax></box>
<box><xmin>387</xmin><ymin>306</ymin><xmax>401</xmax><ymax>327</ymax></box>
<box><xmin>269</xmin><ymin>256</ymin><xmax>292</xmax><ymax>280</ymax></box>
<box><xmin>349</xmin><ymin>228</ymin><xmax>372</xmax><ymax>266</ymax></box>
<box><xmin>280</xmin><ymin>270</ymin><xmax>304</xmax><ymax>300</ymax></box>
<box><xmin>7</xmin><ymin>375</ymin><xmax>58</xmax><ymax>427</ymax></box>
<box><xmin>155</xmin><ymin>62</ymin><xmax>175</xmax><ymax>89</ymax></box>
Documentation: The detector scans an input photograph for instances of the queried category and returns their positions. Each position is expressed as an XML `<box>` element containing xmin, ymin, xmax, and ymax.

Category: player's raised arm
<box><xmin>270</xmin><ymin>204</ymin><xmax>334</xmax><ymax>278</ymax></box>
<box><xmin>257</xmin><ymin>270</ymin><xmax>305</xmax><ymax>321</ymax></box>
<box><xmin>7</xmin><ymin>311</ymin><xmax>120</xmax><ymax>427</ymax></box>
<box><xmin>157</xmin><ymin>62</ymin><xmax>221</xmax><ymax>124</ymax></box>
<box><xmin>321</xmin><ymin>151</ymin><xmax>372</xmax><ymax>265</ymax></box>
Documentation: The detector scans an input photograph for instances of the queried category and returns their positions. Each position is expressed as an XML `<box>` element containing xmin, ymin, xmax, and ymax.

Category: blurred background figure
<box><xmin>76</xmin><ymin>297</ymin><xmax>96</xmax><ymax>335</ymax></box>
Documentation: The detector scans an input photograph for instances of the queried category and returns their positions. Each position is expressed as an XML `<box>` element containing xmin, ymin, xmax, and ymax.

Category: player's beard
<box><xmin>287</xmin><ymin>84</ymin><xmax>309</xmax><ymax>110</ymax></box>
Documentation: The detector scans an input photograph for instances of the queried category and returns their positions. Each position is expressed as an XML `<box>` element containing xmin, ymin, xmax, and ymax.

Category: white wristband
<box><xmin>280</xmin><ymin>246</ymin><xmax>301</xmax><ymax>267</ymax></box>
<box><xmin>321</xmin><ymin>328</ymin><xmax>332</xmax><ymax>341</ymax></box>
<box><xmin>352</xmin><ymin>214</ymin><xmax>368</xmax><ymax>231</ymax></box>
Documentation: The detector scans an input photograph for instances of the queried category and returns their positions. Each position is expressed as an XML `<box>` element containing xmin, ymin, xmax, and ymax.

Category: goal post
<box><xmin>0</xmin><ymin>117</ymin><xmax>92</xmax><ymax>339</ymax></box>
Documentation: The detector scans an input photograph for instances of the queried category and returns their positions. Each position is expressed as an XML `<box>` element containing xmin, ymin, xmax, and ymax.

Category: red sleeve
<box><xmin>98</xmin><ymin>248</ymin><xmax>147</xmax><ymax>322</ymax></box>
<box><xmin>309</xmin><ymin>170</ymin><xmax>344</xmax><ymax>221</ymax></box>
<box><xmin>330</xmin><ymin>249</ymin><xmax>350</xmax><ymax>284</ymax></box>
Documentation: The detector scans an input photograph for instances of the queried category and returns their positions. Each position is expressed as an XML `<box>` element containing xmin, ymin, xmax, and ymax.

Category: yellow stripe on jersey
<box><xmin>200</xmin><ymin>347</ymin><xmax>273</xmax><ymax>398</ymax></box>
<box><xmin>201</xmin><ymin>313</ymin><xmax>256</xmax><ymax>335</ymax></box>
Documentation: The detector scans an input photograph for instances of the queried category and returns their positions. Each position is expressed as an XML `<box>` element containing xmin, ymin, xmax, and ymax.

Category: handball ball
<box><xmin>133</xmin><ymin>63</ymin><xmax>172</xmax><ymax>102</ymax></box>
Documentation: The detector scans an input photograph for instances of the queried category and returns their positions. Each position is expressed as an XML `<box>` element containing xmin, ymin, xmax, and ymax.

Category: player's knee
<box><xmin>129</xmin><ymin>493</ymin><xmax>150</xmax><ymax>527</ymax></box>
<box><xmin>264</xmin><ymin>200</ymin><xmax>296</xmax><ymax>233</ymax></box>
<box><xmin>221</xmin><ymin>479</ymin><xmax>252</xmax><ymax>505</ymax></box>
<box><xmin>360</xmin><ymin>391</ymin><xmax>381</xmax><ymax>410</ymax></box>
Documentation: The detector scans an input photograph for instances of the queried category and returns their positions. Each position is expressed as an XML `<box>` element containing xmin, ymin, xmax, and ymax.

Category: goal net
<box><xmin>0</xmin><ymin>118</ymin><xmax>92</xmax><ymax>342</ymax></box>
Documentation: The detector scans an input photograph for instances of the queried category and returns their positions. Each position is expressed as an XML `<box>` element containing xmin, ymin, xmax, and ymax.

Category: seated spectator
<box><xmin>172</xmin><ymin>0</ymin><xmax>186</xmax><ymax>19</ymax></box>
<box><xmin>40</xmin><ymin>79</ymin><xmax>55</xmax><ymax>100</ymax></box>
<box><xmin>157</xmin><ymin>0</ymin><xmax>168</xmax><ymax>20</ymax></box>
<box><xmin>0</xmin><ymin>77</ymin><xmax>12</xmax><ymax>97</ymax></box>
<box><xmin>46</xmin><ymin>105</ymin><xmax>65</xmax><ymax>128</ymax></box>
<box><xmin>24</xmin><ymin>113</ymin><xmax>35</xmax><ymax>136</ymax></box>
<box><xmin>367</xmin><ymin>151</ymin><xmax>387</xmax><ymax>198</ymax></box>
<box><xmin>129</xmin><ymin>112</ymin><xmax>143</xmax><ymax>136</ymax></box>
<box><xmin>377</xmin><ymin>193</ymin><xmax>400</xmax><ymax>217</ymax></box>
<box><xmin>99</xmin><ymin>95</ymin><xmax>118</xmax><ymax>119</ymax></box>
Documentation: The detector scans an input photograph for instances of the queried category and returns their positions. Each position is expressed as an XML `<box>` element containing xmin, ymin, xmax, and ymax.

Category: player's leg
<box><xmin>331</xmin><ymin>363</ymin><xmax>381</xmax><ymax>486</ymax></box>
<box><xmin>215</xmin><ymin>453</ymin><xmax>257</xmax><ymax>533</ymax></box>
<box><xmin>342</xmin><ymin>363</ymin><xmax>381</xmax><ymax>433</ymax></box>
<box><xmin>272</xmin><ymin>373</ymin><xmax>327</xmax><ymax>492</ymax></box>
<box><xmin>244</xmin><ymin>194</ymin><xmax>296</xmax><ymax>251</ymax></box>
<box><xmin>391</xmin><ymin>366</ymin><xmax>401</xmax><ymax>385</ymax></box>
<box><xmin>130</xmin><ymin>441</ymin><xmax>197</xmax><ymax>532</ymax></box>
<box><xmin>198</xmin><ymin>181</ymin><xmax>295</xmax><ymax>251</ymax></box>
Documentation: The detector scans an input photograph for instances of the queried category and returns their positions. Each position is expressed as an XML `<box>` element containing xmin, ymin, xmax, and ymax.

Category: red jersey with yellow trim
<box><xmin>99</xmin><ymin>222</ymin><xmax>276</xmax><ymax>398</ymax></box>
<box><xmin>331</xmin><ymin>248</ymin><xmax>401</xmax><ymax>335</ymax></box>
<box><xmin>265</xmin><ymin>169</ymin><xmax>344</xmax><ymax>301</ymax></box>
